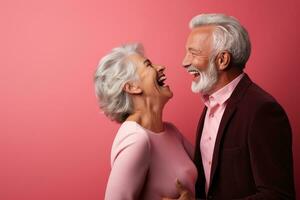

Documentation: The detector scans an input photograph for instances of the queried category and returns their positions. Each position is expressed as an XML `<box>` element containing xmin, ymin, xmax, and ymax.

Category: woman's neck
<box><xmin>127</xmin><ymin>98</ymin><xmax>165</xmax><ymax>133</ymax></box>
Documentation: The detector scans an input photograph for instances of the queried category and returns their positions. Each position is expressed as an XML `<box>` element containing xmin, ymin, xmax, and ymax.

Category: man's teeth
<box><xmin>188</xmin><ymin>70</ymin><xmax>200</xmax><ymax>77</ymax></box>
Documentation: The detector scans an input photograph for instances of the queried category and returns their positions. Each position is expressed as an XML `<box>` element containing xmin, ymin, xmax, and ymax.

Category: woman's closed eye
<box><xmin>144</xmin><ymin>59</ymin><xmax>153</xmax><ymax>68</ymax></box>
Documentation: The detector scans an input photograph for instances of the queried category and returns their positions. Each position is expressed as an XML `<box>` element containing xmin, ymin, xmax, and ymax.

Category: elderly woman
<box><xmin>94</xmin><ymin>43</ymin><xmax>197</xmax><ymax>200</ymax></box>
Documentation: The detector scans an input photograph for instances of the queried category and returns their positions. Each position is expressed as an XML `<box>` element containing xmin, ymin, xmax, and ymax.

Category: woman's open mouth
<box><xmin>157</xmin><ymin>74</ymin><xmax>167</xmax><ymax>87</ymax></box>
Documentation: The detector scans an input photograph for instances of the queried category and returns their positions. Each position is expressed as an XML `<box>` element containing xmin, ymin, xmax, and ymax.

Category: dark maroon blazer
<box><xmin>194</xmin><ymin>74</ymin><xmax>295</xmax><ymax>200</ymax></box>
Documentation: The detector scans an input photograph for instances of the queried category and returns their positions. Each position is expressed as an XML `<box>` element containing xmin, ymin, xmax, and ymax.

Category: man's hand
<box><xmin>162</xmin><ymin>179</ymin><xmax>195</xmax><ymax>200</ymax></box>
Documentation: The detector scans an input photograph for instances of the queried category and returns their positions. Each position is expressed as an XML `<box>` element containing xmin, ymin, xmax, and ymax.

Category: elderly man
<box><xmin>169</xmin><ymin>13</ymin><xmax>295</xmax><ymax>200</ymax></box>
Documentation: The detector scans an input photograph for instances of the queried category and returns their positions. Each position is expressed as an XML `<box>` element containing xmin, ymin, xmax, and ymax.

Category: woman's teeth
<box><xmin>157</xmin><ymin>75</ymin><xmax>166</xmax><ymax>86</ymax></box>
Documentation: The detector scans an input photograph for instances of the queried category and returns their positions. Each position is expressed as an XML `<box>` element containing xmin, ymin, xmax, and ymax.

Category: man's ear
<box><xmin>123</xmin><ymin>82</ymin><xmax>142</xmax><ymax>94</ymax></box>
<box><xmin>216</xmin><ymin>51</ymin><xmax>231</xmax><ymax>71</ymax></box>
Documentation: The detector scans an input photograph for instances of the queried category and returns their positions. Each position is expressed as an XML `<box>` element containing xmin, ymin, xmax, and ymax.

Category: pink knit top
<box><xmin>104</xmin><ymin>121</ymin><xmax>197</xmax><ymax>200</ymax></box>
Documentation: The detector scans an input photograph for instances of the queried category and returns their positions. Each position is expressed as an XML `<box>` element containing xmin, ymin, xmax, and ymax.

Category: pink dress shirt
<box><xmin>105</xmin><ymin>121</ymin><xmax>197</xmax><ymax>200</ymax></box>
<box><xmin>200</xmin><ymin>73</ymin><xmax>244</xmax><ymax>194</ymax></box>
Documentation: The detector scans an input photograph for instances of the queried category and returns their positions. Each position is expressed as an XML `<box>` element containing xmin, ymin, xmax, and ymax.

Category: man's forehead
<box><xmin>186</xmin><ymin>26</ymin><xmax>214</xmax><ymax>47</ymax></box>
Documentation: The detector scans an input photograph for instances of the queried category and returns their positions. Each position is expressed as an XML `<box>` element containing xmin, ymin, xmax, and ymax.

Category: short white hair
<box><xmin>190</xmin><ymin>13</ymin><xmax>251</xmax><ymax>68</ymax></box>
<box><xmin>94</xmin><ymin>43</ymin><xmax>144</xmax><ymax>123</ymax></box>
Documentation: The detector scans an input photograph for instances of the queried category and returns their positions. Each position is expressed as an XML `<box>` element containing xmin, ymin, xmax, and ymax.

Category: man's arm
<box><xmin>239</xmin><ymin>101</ymin><xmax>295</xmax><ymax>199</ymax></box>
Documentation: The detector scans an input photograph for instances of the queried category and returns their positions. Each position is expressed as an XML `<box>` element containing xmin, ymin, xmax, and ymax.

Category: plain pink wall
<box><xmin>1</xmin><ymin>0</ymin><xmax>299</xmax><ymax>199</ymax></box>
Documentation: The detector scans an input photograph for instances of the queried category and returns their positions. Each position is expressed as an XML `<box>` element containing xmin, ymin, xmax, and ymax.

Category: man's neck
<box><xmin>207</xmin><ymin>69</ymin><xmax>243</xmax><ymax>95</ymax></box>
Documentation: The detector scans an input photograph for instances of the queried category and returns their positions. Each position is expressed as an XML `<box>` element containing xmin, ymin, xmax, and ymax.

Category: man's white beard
<box><xmin>190</xmin><ymin>60</ymin><xmax>218</xmax><ymax>94</ymax></box>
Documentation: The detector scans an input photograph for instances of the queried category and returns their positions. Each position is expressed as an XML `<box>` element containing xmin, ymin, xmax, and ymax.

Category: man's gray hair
<box><xmin>94</xmin><ymin>43</ymin><xmax>144</xmax><ymax>123</ymax></box>
<box><xmin>190</xmin><ymin>13</ymin><xmax>251</xmax><ymax>68</ymax></box>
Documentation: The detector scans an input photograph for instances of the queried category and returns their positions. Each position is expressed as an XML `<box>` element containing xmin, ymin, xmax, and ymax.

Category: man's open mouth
<box><xmin>188</xmin><ymin>69</ymin><xmax>200</xmax><ymax>78</ymax></box>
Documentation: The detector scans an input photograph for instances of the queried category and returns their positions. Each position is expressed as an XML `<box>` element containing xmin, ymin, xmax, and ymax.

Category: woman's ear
<box><xmin>123</xmin><ymin>82</ymin><xmax>142</xmax><ymax>94</ymax></box>
<box><xmin>216</xmin><ymin>51</ymin><xmax>231</xmax><ymax>71</ymax></box>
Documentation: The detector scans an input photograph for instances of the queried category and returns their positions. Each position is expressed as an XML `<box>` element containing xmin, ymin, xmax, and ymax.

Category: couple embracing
<box><xmin>95</xmin><ymin>13</ymin><xmax>295</xmax><ymax>200</ymax></box>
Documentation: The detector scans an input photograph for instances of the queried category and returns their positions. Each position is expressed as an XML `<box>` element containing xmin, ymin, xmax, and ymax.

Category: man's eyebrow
<box><xmin>188</xmin><ymin>47</ymin><xmax>202</xmax><ymax>53</ymax></box>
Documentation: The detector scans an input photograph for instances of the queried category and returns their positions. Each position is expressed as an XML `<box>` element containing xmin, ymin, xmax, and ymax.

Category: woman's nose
<box><xmin>155</xmin><ymin>65</ymin><xmax>165</xmax><ymax>72</ymax></box>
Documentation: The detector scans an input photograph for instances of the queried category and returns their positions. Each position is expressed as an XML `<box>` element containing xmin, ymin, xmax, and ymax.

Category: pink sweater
<box><xmin>104</xmin><ymin>121</ymin><xmax>197</xmax><ymax>200</ymax></box>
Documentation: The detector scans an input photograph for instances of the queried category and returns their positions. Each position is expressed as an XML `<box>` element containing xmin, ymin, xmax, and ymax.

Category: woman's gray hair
<box><xmin>189</xmin><ymin>13</ymin><xmax>251</xmax><ymax>69</ymax></box>
<box><xmin>94</xmin><ymin>43</ymin><xmax>144</xmax><ymax>123</ymax></box>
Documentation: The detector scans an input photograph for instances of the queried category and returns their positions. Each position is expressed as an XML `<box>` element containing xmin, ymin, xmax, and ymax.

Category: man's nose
<box><xmin>182</xmin><ymin>54</ymin><xmax>191</xmax><ymax>68</ymax></box>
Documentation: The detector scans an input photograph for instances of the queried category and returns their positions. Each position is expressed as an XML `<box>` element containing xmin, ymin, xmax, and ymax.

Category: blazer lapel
<box><xmin>195</xmin><ymin>106</ymin><xmax>207</xmax><ymax>198</ymax></box>
<box><xmin>194</xmin><ymin>106</ymin><xmax>207</xmax><ymax>163</ymax></box>
<box><xmin>208</xmin><ymin>74</ymin><xmax>253</xmax><ymax>189</ymax></box>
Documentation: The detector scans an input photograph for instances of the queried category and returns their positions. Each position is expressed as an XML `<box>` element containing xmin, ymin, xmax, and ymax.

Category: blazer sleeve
<box><xmin>104</xmin><ymin>131</ymin><xmax>151</xmax><ymax>200</ymax></box>
<box><xmin>238</xmin><ymin>101</ymin><xmax>295</xmax><ymax>199</ymax></box>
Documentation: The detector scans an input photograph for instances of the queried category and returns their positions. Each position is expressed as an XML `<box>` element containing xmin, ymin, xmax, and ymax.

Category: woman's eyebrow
<box><xmin>143</xmin><ymin>59</ymin><xmax>152</xmax><ymax>65</ymax></box>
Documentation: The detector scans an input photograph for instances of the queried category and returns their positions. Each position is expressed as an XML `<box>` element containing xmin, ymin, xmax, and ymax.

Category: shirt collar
<box><xmin>202</xmin><ymin>73</ymin><xmax>244</xmax><ymax>108</ymax></box>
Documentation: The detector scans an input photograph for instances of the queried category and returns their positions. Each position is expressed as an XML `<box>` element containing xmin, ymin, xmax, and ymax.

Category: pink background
<box><xmin>1</xmin><ymin>0</ymin><xmax>299</xmax><ymax>199</ymax></box>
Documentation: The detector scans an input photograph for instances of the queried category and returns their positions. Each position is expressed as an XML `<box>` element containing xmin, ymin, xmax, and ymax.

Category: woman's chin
<box><xmin>161</xmin><ymin>92</ymin><xmax>173</xmax><ymax>104</ymax></box>
<box><xmin>162</xmin><ymin>86</ymin><xmax>173</xmax><ymax>99</ymax></box>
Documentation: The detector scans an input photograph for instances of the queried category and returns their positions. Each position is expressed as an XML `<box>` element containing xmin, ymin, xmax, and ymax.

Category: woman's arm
<box><xmin>105</xmin><ymin>132</ymin><xmax>151</xmax><ymax>200</ymax></box>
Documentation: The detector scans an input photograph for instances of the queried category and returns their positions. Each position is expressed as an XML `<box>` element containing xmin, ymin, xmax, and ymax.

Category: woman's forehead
<box><xmin>129</xmin><ymin>54</ymin><xmax>148</xmax><ymax>65</ymax></box>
